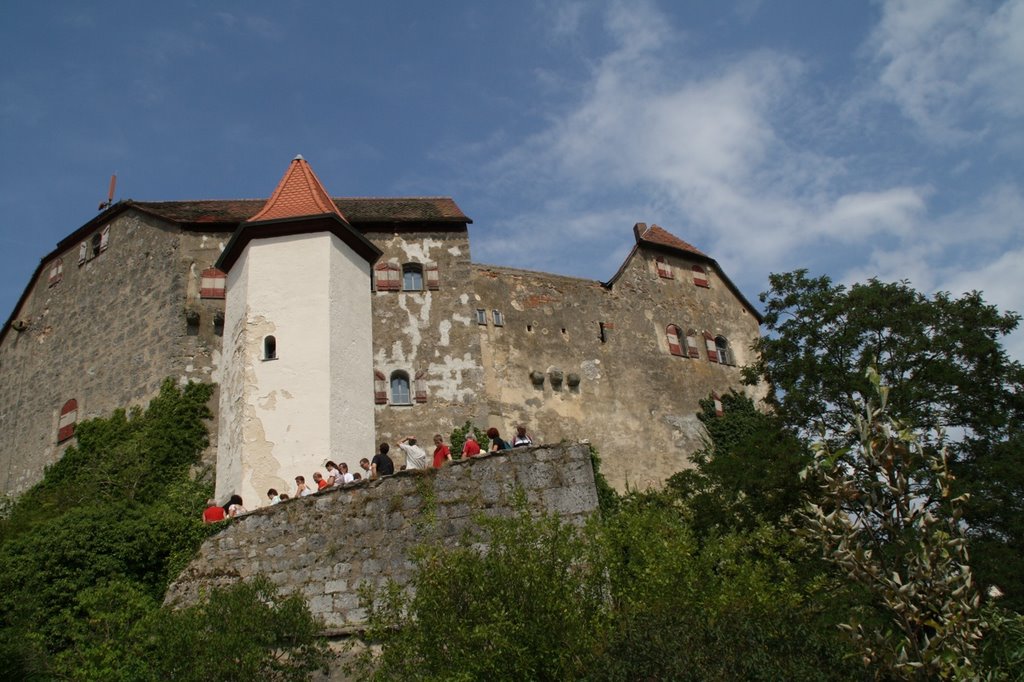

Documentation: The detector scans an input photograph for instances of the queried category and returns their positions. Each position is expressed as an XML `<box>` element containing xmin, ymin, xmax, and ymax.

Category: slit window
<box><xmin>264</xmin><ymin>335</ymin><xmax>277</xmax><ymax>360</ymax></box>
<box><xmin>475</xmin><ymin>309</ymin><xmax>487</xmax><ymax>325</ymax></box>
<box><xmin>390</xmin><ymin>371</ymin><xmax>412</xmax><ymax>405</ymax></box>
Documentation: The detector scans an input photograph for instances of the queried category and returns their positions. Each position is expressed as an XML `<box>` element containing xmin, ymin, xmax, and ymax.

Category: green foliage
<box><xmin>361</xmin><ymin>495</ymin><xmax>860</xmax><ymax>681</ymax></box>
<box><xmin>588</xmin><ymin>443</ymin><xmax>620</xmax><ymax>516</ymax></box>
<box><xmin>802</xmin><ymin>367</ymin><xmax>986</xmax><ymax>678</ymax></box>
<box><xmin>667</xmin><ymin>391</ymin><xmax>814</xmax><ymax>536</ymax></box>
<box><xmin>978</xmin><ymin>606</ymin><xmax>1024</xmax><ymax>680</ymax></box>
<box><xmin>360</xmin><ymin>506</ymin><xmax>608</xmax><ymax>680</ymax></box>
<box><xmin>448</xmin><ymin>420</ymin><xmax>487</xmax><ymax>460</ymax></box>
<box><xmin>747</xmin><ymin>271</ymin><xmax>1024</xmax><ymax>611</ymax></box>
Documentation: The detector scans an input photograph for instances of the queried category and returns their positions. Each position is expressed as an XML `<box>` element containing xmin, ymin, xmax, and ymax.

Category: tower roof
<box><xmin>247</xmin><ymin>155</ymin><xmax>347</xmax><ymax>223</ymax></box>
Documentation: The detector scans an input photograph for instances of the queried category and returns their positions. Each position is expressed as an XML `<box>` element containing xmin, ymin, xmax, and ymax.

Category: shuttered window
<box><xmin>425</xmin><ymin>263</ymin><xmax>440</xmax><ymax>290</ymax></box>
<box><xmin>685</xmin><ymin>329</ymin><xmax>701</xmax><ymax>358</ymax></box>
<box><xmin>704</xmin><ymin>331</ymin><xmax>718</xmax><ymax>362</ymax></box>
<box><xmin>666</xmin><ymin>325</ymin><xmax>684</xmax><ymax>356</ymax></box>
<box><xmin>374</xmin><ymin>263</ymin><xmax>401</xmax><ymax>291</ymax></box>
<box><xmin>200</xmin><ymin>268</ymin><xmax>226</xmax><ymax>299</ymax></box>
<box><xmin>58</xmin><ymin>399</ymin><xmax>78</xmax><ymax>442</ymax></box>
<box><xmin>414</xmin><ymin>370</ymin><xmax>428</xmax><ymax>403</ymax></box>
<box><xmin>692</xmin><ymin>265</ymin><xmax>709</xmax><ymax>288</ymax></box>
<box><xmin>48</xmin><ymin>258</ymin><xmax>64</xmax><ymax>287</ymax></box>
<box><xmin>374</xmin><ymin>371</ymin><xmax>388</xmax><ymax>404</ymax></box>
<box><xmin>655</xmin><ymin>256</ymin><xmax>673</xmax><ymax>279</ymax></box>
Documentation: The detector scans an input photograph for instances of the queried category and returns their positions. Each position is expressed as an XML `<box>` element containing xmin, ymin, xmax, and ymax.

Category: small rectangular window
<box><xmin>200</xmin><ymin>268</ymin><xmax>226</xmax><ymax>299</ymax></box>
<box><xmin>492</xmin><ymin>310</ymin><xmax>504</xmax><ymax>327</ymax></box>
<box><xmin>655</xmin><ymin>256</ymin><xmax>673</xmax><ymax>279</ymax></box>
<box><xmin>48</xmin><ymin>258</ymin><xmax>64</xmax><ymax>287</ymax></box>
<box><xmin>476</xmin><ymin>309</ymin><xmax>487</xmax><ymax>325</ymax></box>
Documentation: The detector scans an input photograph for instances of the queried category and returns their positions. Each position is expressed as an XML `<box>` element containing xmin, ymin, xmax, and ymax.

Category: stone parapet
<box><xmin>165</xmin><ymin>443</ymin><xmax>598</xmax><ymax>631</ymax></box>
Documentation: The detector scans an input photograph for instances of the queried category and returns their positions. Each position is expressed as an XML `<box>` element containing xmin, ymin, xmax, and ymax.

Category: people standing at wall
<box><xmin>371</xmin><ymin>443</ymin><xmax>395</xmax><ymax>479</ymax></box>
<box><xmin>338</xmin><ymin>462</ymin><xmax>355</xmax><ymax>484</ymax></box>
<box><xmin>225</xmin><ymin>494</ymin><xmax>247</xmax><ymax>517</ymax></box>
<box><xmin>397</xmin><ymin>436</ymin><xmax>428</xmax><ymax>470</ymax></box>
<box><xmin>325</xmin><ymin>461</ymin><xmax>342</xmax><ymax>486</ymax></box>
<box><xmin>295</xmin><ymin>475</ymin><xmax>313</xmax><ymax>497</ymax></box>
<box><xmin>359</xmin><ymin>458</ymin><xmax>372</xmax><ymax>480</ymax></box>
<box><xmin>462</xmin><ymin>432</ymin><xmax>481</xmax><ymax>458</ymax></box>
<box><xmin>512</xmin><ymin>425</ymin><xmax>533</xmax><ymax>447</ymax></box>
<box><xmin>203</xmin><ymin>498</ymin><xmax>226</xmax><ymax>523</ymax></box>
<box><xmin>267</xmin><ymin>488</ymin><xmax>282</xmax><ymax>505</ymax></box>
<box><xmin>432</xmin><ymin>434</ymin><xmax>452</xmax><ymax>468</ymax></box>
<box><xmin>486</xmin><ymin>427</ymin><xmax>512</xmax><ymax>453</ymax></box>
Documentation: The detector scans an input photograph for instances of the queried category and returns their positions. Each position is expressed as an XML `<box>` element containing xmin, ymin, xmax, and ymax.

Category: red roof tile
<box><xmin>248</xmin><ymin>155</ymin><xmax>346</xmax><ymax>223</ymax></box>
<box><xmin>636</xmin><ymin>223</ymin><xmax>707</xmax><ymax>257</ymax></box>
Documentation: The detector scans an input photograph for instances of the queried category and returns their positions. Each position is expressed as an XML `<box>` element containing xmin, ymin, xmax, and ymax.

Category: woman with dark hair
<box><xmin>224</xmin><ymin>494</ymin><xmax>247</xmax><ymax>517</ymax></box>
<box><xmin>486</xmin><ymin>427</ymin><xmax>511</xmax><ymax>453</ymax></box>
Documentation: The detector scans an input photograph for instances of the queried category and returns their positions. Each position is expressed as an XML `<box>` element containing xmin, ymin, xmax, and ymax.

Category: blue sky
<box><xmin>2</xmin><ymin>1</ymin><xmax>1022</xmax><ymax>358</ymax></box>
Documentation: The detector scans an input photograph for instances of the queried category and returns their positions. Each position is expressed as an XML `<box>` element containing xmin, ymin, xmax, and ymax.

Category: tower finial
<box><xmin>294</xmin><ymin>154</ymin><xmax>304</xmax><ymax>161</ymax></box>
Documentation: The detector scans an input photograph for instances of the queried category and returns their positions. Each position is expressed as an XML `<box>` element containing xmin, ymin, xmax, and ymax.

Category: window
<box><xmin>703</xmin><ymin>331</ymin><xmax>718</xmax><ymax>362</ymax></box>
<box><xmin>655</xmin><ymin>256</ymin><xmax>673</xmax><ymax>279</ymax></box>
<box><xmin>402</xmin><ymin>263</ymin><xmax>423</xmax><ymax>291</ymax></box>
<box><xmin>712</xmin><ymin>392</ymin><xmax>724</xmax><ymax>416</ymax></box>
<box><xmin>48</xmin><ymin>258</ymin><xmax>64</xmax><ymax>287</ymax></box>
<box><xmin>666</xmin><ymin>325</ymin><xmax>684</xmax><ymax>356</ymax></box>
<box><xmin>715</xmin><ymin>336</ymin><xmax>734</xmax><ymax>365</ymax></box>
<box><xmin>475</xmin><ymin>309</ymin><xmax>487</xmax><ymax>325</ymax></box>
<box><xmin>78</xmin><ymin>226</ymin><xmax>110</xmax><ymax>266</ymax></box>
<box><xmin>685</xmin><ymin>329</ymin><xmax>701</xmax><ymax>358</ymax></box>
<box><xmin>374</xmin><ymin>262</ymin><xmax>400</xmax><ymax>291</ymax></box>
<box><xmin>492</xmin><ymin>310</ymin><xmax>504</xmax><ymax>327</ymax></box>
<box><xmin>263</xmin><ymin>335</ymin><xmax>277</xmax><ymax>360</ymax></box>
<box><xmin>58</xmin><ymin>399</ymin><xmax>78</xmax><ymax>442</ymax></box>
<box><xmin>599</xmin><ymin>321</ymin><xmax>613</xmax><ymax>343</ymax></box>
<box><xmin>692</xmin><ymin>265</ymin><xmax>709</xmax><ymax>288</ymax></box>
<box><xmin>200</xmin><ymin>267</ymin><xmax>226</xmax><ymax>299</ymax></box>
<box><xmin>390</xmin><ymin>371</ymin><xmax>411</xmax><ymax>404</ymax></box>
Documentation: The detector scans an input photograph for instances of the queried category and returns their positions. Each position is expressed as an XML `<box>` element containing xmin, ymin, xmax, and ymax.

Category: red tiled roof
<box><xmin>131</xmin><ymin>197</ymin><xmax>470</xmax><ymax>225</ymax></box>
<box><xmin>248</xmin><ymin>155</ymin><xmax>347</xmax><ymax>223</ymax></box>
<box><xmin>636</xmin><ymin>223</ymin><xmax>707</xmax><ymax>257</ymax></box>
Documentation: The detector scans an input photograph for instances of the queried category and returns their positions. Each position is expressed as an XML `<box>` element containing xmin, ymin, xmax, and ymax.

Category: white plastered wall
<box><xmin>216</xmin><ymin>231</ymin><xmax>374</xmax><ymax>509</ymax></box>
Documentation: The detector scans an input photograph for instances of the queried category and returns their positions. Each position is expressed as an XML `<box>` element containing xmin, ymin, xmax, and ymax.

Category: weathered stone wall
<box><xmin>471</xmin><ymin>247</ymin><xmax>765</xmax><ymax>491</ymax></box>
<box><xmin>166</xmin><ymin>443</ymin><xmax>598</xmax><ymax>631</ymax></box>
<box><xmin>366</xmin><ymin>226</ymin><xmax>485</xmax><ymax>463</ymax></box>
<box><xmin>0</xmin><ymin>210</ymin><xmax>228</xmax><ymax>494</ymax></box>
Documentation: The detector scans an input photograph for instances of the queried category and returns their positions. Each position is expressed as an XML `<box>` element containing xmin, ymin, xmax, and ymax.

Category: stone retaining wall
<box><xmin>165</xmin><ymin>443</ymin><xmax>598</xmax><ymax>631</ymax></box>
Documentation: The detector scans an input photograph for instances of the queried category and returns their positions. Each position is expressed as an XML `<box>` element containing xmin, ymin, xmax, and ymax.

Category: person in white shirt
<box><xmin>294</xmin><ymin>475</ymin><xmax>313</xmax><ymax>497</ymax></box>
<box><xmin>397</xmin><ymin>436</ymin><xmax>428</xmax><ymax>470</ymax></box>
<box><xmin>337</xmin><ymin>462</ymin><xmax>355</xmax><ymax>484</ymax></box>
<box><xmin>267</xmin><ymin>488</ymin><xmax>282</xmax><ymax>505</ymax></box>
<box><xmin>325</xmin><ymin>461</ymin><xmax>342</xmax><ymax>486</ymax></box>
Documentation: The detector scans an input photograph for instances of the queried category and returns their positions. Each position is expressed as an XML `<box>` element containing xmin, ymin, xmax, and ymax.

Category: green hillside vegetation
<box><xmin>0</xmin><ymin>380</ymin><xmax>329</xmax><ymax>681</ymax></box>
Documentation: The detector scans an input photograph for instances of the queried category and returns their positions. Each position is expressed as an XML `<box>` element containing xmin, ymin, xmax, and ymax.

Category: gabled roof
<box><xmin>605</xmin><ymin>222</ymin><xmax>763</xmax><ymax>322</ymax></box>
<box><xmin>130</xmin><ymin>197</ymin><xmax>470</xmax><ymax>225</ymax></box>
<box><xmin>248</xmin><ymin>155</ymin><xmax>346</xmax><ymax>223</ymax></box>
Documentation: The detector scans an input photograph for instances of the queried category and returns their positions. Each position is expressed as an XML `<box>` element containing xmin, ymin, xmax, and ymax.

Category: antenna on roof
<box><xmin>98</xmin><ymin>173</ymin><xmax>117</xmax><ymax>210</ymax></box>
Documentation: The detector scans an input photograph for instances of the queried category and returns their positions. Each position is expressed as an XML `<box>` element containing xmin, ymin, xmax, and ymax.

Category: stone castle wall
<box><xmin>0</xmin><ymin>211</ymin><xmax>228</xmax><ymax>493</ymax></box>
<box><xmin>165</xmin><ymin>443</ymin><xmax>599</xmax><ymax>632</ymax></box>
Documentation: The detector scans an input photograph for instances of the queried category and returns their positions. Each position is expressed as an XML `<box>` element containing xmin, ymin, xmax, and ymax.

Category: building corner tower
<box><xmin>214</xmin><ymin>155</ymin><xmax>381</xmax><ymax>507</ymax></box>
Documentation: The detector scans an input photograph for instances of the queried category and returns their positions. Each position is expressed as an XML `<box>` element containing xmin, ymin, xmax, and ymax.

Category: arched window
<box><xmin>715</xmin><ymin>336</ymin><xmax>734</xmax><ymax>365</ymax></box>
<box><xmin>58</xmin><ymin>399</ymin><xmax>78</xmax><ymax>442</ymax></box>
<box><xmin>665</xmin><ymin>325</ymin><xmax>684</xmax><ymax>356</ymax></box>
<box><xmin>402</xmin><ymin>264</ymin><xmax>423</xmax><ymax>291</ymax></box>
<box><xmin>263</xmin><ymin>335</ymin><xmax>277</xmax><ymax>360</ymax></box>
<box><xmin>390</xmin><ymin>371</ymin><xmax>412</xmax><ymax>404</ymax></box>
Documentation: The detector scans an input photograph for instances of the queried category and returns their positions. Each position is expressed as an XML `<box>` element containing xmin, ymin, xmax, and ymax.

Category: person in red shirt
<box><xmin>432</xmin><ymin>434</ymin><xmax>452</xmax><ymax>468</ymax></box>
<box><xmin>202</xmin><ymin>498</ymin><xmax>226</xmax><ymax>523</ymax></box>
<box><xmin>313</xmin><ymin>471</ymin><xmax>329</xmax><ymax>490</ymax></box>
<box><xmin>462</xmin><ymin>432</ymin><xmax>481</xmax><ymax>458</ymax></box>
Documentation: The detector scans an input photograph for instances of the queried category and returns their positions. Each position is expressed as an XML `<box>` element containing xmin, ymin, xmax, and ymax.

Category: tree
<box><xmin>666</xmin><ymin>391</ymin><xmax>814</xmax><ymax>535</ymax></box>
<box><xmin>746</xmin><ymin>271</ymin><xmax>1024</xmax><ymax>610</ymax></box>
<box><xmin>802</xmin><ymin>368</ymin><xmax>986</xmax><ymax>678</ymax></box>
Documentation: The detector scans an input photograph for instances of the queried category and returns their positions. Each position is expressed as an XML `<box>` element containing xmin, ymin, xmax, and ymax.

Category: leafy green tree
<box><xmin>666</xmin><ymin>391</ymin><xmax>814</xmax><ymax>535</ymax></box>
<box><xmin>802</xmin><ymin>368</ymin><xmax>986</xmax><ymax>678</ymax></box>
<box><xmin>448</xmin><ymin>420</ymin><xmax>487</xmax><ymax>460</ymax></box>
<box><xmin>746</xmin><ymin>271</ymin><xmax>1024</xmax><ymax>610</ymax></box>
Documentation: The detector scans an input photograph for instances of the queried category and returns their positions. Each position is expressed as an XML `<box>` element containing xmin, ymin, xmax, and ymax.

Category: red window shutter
<box><xmin>48</xmin><ymin>258</ymin><xmax>64</xmax><ymax>286</ymax></box>
<box><xmin>200</xmin><ymin>268</ymin><xmax>227</xmax><ymax>299</ymax></box>
<box><xmin>414</xmin><ymin>370</ymin><xmax>427</xmax><ymax>403</ymax></box>
<box><xmin>376</xmin><ymin>263</ymin><xmax>401</xmax><ymax>291</ymax></box>
<box><xmin>666</xmin><ymin>326</ymin><xmax>683</xmax><ymax>356</ymax></box>
<box><xmin>58</xmin><ymin>399</ymin><xmax>78</xmax><ymax>442</ymax></box>
<box><xmin>692</xmin><ymin>265</ymin><xmax>709</xmax><ymax>288</ymax></box>
<box><xmin>373</xmin><ymin>371</ymin><xmax>387</xmax><ymax>404</ymax></box>
<box><xmin>425</xmin><ymin>263</ymin><xmax>440</xmax><ymax>290</ymax></box>
<box><xmin>704</xmin><ymin>331</ymin><xmax>718</xmax><ymax>362</ymax></box>
<box><xmin>712</xmin><ymin>392</ymin><xmax>723</xmax><ymax>417</ymax></box>
<box><xmin>686</xmin><ymin>330</ymin><xmax>700</xmax><ymax>358</ymax></box>
<box><xmin>656</xmin><ymin>257</ymin><xmax>673</xmax><ymax>279</ymax></box>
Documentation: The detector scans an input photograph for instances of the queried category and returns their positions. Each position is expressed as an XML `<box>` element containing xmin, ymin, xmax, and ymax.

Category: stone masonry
<box><xmin>165</xmin><ymin>442</ymin><xmax>599</xmax><ymax>632</ymax></box>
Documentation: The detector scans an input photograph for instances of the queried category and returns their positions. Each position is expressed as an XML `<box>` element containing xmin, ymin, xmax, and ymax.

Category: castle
<box><xmin>0</xmin><ymin>156</ymin><xmax>764</xmax><ymax>505</ymax></box>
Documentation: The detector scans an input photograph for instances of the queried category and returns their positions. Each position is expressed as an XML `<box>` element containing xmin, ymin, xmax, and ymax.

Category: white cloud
<box><xmin>866</xmin><ymin>0</ymin><xmax>1024</xmax><ymax>143</ymax></box>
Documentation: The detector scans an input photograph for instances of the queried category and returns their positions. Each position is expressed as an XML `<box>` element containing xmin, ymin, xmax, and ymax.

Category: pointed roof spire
<box><xmin>247</xmin><ymin>155</ymin><xmax>347</xmax><ymax>223</ymax></box>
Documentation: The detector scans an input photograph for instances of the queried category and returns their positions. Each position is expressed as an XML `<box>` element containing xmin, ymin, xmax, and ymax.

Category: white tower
<box><xmin>214</xmin><ymin>156</ymin><xmax>381</xmax><ymax>508</ymax></box>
